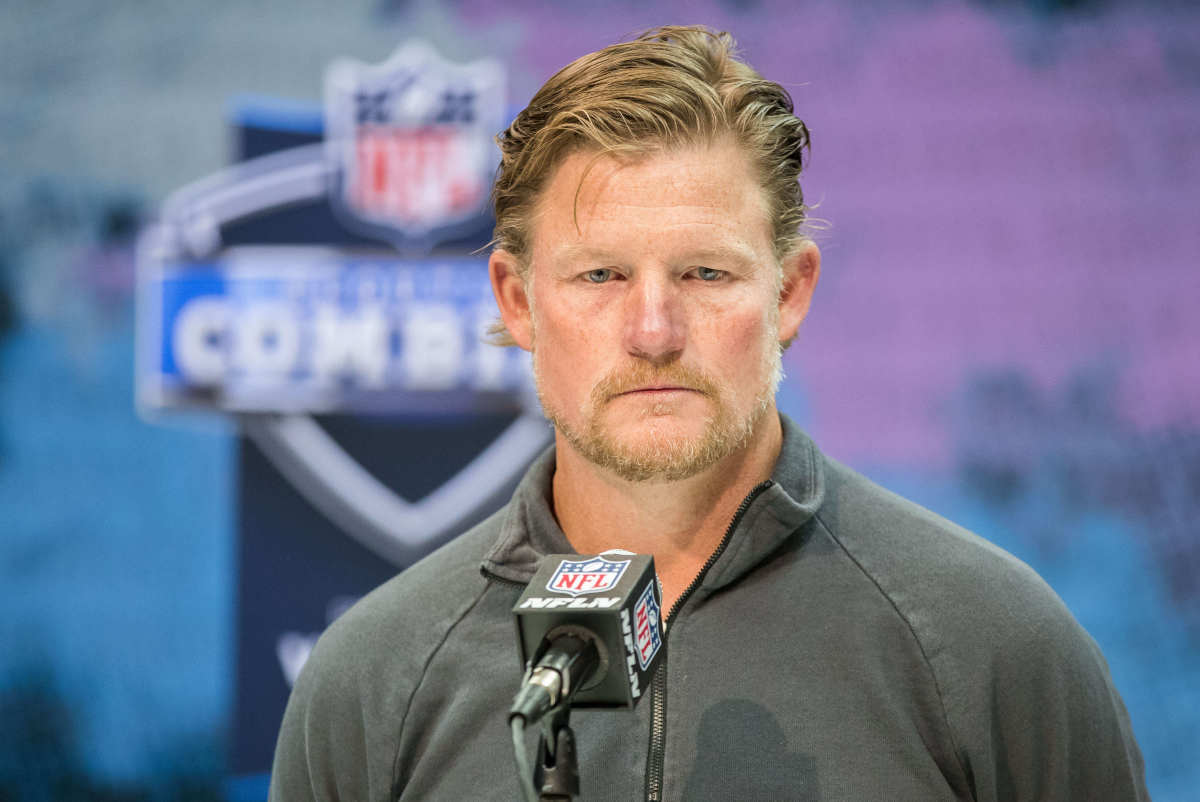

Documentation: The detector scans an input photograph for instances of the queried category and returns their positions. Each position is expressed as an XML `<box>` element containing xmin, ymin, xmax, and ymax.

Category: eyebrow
<box><xmin>550</xmin><ymin>243</ymin><xmax>759</xmax><ymax>268</ymax></box>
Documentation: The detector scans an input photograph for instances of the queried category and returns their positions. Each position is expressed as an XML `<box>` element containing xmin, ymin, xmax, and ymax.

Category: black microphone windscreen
<box><xmin>513</xmin><ymin>552</ymin><xmax>666</xmax><ymax>709</ymax></box>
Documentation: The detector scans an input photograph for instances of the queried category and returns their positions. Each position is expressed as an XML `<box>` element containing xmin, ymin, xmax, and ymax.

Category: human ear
<box><xmin>777</xmin><ymin>240</ymin><xmax>820</xmax><ymax>345</ymax></box>
<box><xmin>488</xmin><ymin>249</ymin><xmax>534</xmax><ymax>351</ymax></box>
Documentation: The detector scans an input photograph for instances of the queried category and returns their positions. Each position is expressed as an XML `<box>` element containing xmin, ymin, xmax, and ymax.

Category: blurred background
<box><xmin>1</xmin><ymin>0</ymin><xmax>1197</xmax><ymax>799</ymax></box>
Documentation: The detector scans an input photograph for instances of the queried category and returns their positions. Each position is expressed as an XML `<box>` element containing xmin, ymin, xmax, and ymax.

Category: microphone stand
<box><xmin>533</xmin><ymin>702</ymin><xmax>580</xmax><ymax>801</ymax></box>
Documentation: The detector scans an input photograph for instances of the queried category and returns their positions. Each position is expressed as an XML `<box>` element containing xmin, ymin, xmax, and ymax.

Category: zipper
<box><xmin>643</xmin><ymin>480</ymin><xmax>774</xmax><ymax>802</ymax></box>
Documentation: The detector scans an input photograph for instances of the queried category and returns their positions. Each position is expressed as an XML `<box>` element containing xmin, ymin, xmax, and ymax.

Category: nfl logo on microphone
<box><xmin>547</xmin><ymin>556</ymin><xmax>630</xmax><ymax>597</ymax></box>
<box><xmin>634</xmin><ymin>582</ymin><xmax>663</xmax><ymax>670</ymax></box>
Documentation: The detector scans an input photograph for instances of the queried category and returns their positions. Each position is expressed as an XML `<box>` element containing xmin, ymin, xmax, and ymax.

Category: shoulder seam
<box><xmin>388</xmin><ymin>578</ymin><xmax>493</xmax><ymax>799</ymax></box>
<box><xmin>813</xmin><ymin>509</ymin><xmax>974</xmax><ymax>792</ymax></box>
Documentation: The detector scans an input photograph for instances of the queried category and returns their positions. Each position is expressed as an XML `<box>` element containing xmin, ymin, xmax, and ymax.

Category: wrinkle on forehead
<box><xmin>532</xmin><ymin>140</ymin><xmax>772</xmax><ymax>253</ymax></box>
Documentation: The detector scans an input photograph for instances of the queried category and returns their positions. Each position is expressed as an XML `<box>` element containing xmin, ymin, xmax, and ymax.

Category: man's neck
<box><xmin>550</xmin><ymin>409</ymin><xmax>783</xmax><ymax>613</ymax></box>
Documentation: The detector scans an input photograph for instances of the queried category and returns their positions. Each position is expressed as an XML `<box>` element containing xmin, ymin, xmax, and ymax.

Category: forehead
<box><xmin>529</xmin><ymin>141</ymin><xmax>774</xmax><ymax>266</ymax></box>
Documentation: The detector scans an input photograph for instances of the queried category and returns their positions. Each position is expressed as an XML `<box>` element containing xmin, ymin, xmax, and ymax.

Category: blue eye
<box><xmin>585</xmin><ymin>268</ymin><xmax>614</xmax><ymax>283</ymax></box>
<box><xmin>694</xmin><ymin>266</ymin><xmax>724</xmax><ymax>281</ymax></box>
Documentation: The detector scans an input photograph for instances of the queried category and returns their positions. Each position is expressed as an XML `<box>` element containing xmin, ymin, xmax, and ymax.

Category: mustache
<box><xmin>591</xmin><ymin>363</ymin><xmax>719</xmax><ymax>403</ymax></box>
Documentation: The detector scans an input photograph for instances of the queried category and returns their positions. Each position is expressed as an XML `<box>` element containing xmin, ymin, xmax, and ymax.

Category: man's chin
<box><xmin>548</xmin><ymin>395</ymin><xmax>770</xmax><ymax>483</ymax></box>
<box><xmin>596</xmin><ymin>446</ymin><xmax>713</xmax><ymax>483</ymax></box>
<box><xmin>576</xmin><ymin>422</ymin><xmax>731</xmax><ymax>483</ymax></box>
<box><xmin>606</xmin><ymin>414</ymin><xmax>707</xmax><ymax>443</ymax></box>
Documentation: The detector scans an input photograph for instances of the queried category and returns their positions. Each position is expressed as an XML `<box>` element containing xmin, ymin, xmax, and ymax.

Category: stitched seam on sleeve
<box><xmin>388</xmin><ymin>580</ymin><xmax>492</xmax><ymax>800</ymax></box>
<box><xmin>814</xmin><ymin>510</ymin><xmax>974</xmax><ymax>793</ymax></box>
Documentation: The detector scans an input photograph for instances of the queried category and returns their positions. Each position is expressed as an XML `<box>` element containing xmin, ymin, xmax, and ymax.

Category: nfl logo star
<box><xmin>547</xmin><ymin>556</ymin><xmax>630</xmax><ymax>597</ymax></box>
<box><xmin>324</xmin><ymin>41</ymin><xmax>506</xmax><ymax>248</ymax></box>
<box><xmin>634</xmin><ymin>582</ymin><xmax>663</xmax><ymax>670</ymax></box>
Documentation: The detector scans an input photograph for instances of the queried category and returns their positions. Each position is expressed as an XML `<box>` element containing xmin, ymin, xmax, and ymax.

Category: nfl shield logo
<box><xmin>324</xmin><ymin>41</ymin><xmax>506</xmax><ymax>248</ymax></box>
<box><xmin>547</xmin><ymin>556</ymin><xmax>631</xmax><ymax>597</ymax></box>
<box><xmin>634</xmin><ymin>582</ymin><xmax>663</xmax><ymax>670</ymax></box>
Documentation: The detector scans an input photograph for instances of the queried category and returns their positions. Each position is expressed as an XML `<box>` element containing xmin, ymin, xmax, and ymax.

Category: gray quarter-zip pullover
<box><xmin>269</xmin><ymin>416</ymin><xmax>1147</xmax><ymax>801</ymax></box>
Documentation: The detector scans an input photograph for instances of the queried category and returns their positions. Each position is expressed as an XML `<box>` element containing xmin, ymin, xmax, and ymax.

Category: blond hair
<box><xmin>489</xmin><ymin>25</ymin><xmax>812</xmax><ymax>342</ymax></box>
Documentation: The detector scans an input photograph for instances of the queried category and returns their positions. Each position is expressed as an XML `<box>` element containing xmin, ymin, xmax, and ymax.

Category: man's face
<box><xmin>510</xmin><ymin>141</ymin><xmax>797</xmax><ymax>482</ymax></box>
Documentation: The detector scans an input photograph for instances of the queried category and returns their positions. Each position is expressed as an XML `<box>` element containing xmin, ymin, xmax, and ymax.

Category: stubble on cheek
<box><xmin>534</xmin><ymin>347</ymin><xmax>781</xmax><ymax>483</ymax></box>
<box><xmin>528</xmin><ymin>291</ymin><xmax>784</xmax><ymax>482</ymax></box>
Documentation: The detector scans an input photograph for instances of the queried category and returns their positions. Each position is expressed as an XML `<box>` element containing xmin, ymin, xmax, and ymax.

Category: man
<box><xmin>270</xmin><ymin>26</ymin><xmax>1147</xmax><ymax>801</ymax></box>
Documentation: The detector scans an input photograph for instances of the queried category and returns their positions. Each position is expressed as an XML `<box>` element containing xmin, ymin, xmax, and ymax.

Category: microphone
<box><xmin>509</xmin><ymin>551</ymin><xmax>666</xmax><ymax>724</ymax></box>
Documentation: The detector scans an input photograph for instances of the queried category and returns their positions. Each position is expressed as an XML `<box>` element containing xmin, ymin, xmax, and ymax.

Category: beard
<box><xmin>534</xmin><ymin>338</ymin><xmax>783</xmax><ymax>483</ymax></box>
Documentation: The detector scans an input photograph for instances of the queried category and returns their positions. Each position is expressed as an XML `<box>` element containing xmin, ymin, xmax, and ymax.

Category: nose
<box><xmin>622</xmin><ymin>273</ymin><xmax>685</xmax><ymax>364</ymax></box>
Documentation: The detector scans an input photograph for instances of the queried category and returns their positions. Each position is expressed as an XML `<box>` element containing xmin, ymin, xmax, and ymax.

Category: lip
<box><xmin>615</xmin><ymin>386</ymin><xmax>696</xmax><ymax>397</ymax></box>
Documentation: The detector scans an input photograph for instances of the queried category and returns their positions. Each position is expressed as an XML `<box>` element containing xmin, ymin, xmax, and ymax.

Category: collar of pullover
<box><xmin>480</xmin><ymin>414</ymin><xmax>825</xmax><ymax>593</ymax></box>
